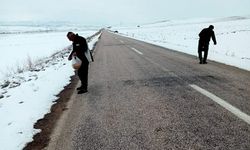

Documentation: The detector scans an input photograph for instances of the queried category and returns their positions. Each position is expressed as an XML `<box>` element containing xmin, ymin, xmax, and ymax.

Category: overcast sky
<box><xmin>1</xmin><ymin>0</ymin><xmax>250</xmax><ymax>25</ymax></box>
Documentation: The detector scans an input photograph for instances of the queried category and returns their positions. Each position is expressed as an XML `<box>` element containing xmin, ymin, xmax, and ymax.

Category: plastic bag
<box><xmin>72</xmin><ymin>56</ymin><xmax>82</xmax><ymax>70</ymax></box>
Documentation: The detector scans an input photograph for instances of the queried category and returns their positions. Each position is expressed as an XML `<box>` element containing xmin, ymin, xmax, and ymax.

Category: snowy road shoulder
<box><xmin>0</xmin><ymin>52</ymin><xmax>74</xmax><ymax>150</ymax></box>
<box><xmin>0</xmin><ymin>31</ymin><xmax>102</xmax><ymax>150</ymax></box>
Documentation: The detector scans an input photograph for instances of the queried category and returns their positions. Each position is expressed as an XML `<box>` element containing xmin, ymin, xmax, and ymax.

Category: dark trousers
<box><xmin>78</xmin><ymin>61</ymin><xmax>89</xmax><ymax>90</ymax></box>
<box><xmin>198</xmin><ymin>41</ymin><xmax>209</xmax><ymax>63</ymax></box>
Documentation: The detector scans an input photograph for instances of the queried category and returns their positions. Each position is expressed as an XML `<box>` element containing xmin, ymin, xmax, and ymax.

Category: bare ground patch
<box><xmin>23</xmin><ymin>75</ymin><xmax>79</xmax><ymax>150</ymax></box>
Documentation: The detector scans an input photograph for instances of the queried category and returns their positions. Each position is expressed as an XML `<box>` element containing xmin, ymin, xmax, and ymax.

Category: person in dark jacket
<box><xmin>198</xmin><ymin>25</ymin><xmax>217</xmax><ymax>64</ymax></box>
<box><xmin>67</xmin><ymin>32</ymin><xmax>89</xmax><ymax>94</ymax></box>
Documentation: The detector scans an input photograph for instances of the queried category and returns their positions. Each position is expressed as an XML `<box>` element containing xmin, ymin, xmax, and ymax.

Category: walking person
<box><xmin>67</xmin><ymin>32</ymin><xmax>91</xmax><ymax>94</ymax></box>
<box><xmin>198</xmin><ymin>25</ymin><xmax>217</xmax><ymax>64</ymax></box>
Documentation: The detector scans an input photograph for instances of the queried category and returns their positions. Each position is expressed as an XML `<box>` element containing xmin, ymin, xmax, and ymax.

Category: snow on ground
<box><xmin>0</xmin><ymin>29</ymin><xmax>97</xmax><ymax>80</ymax></box>
<box><xmin>0</xmin><ymin>21</ymin><xmax>99</xmax><ymax>34</ymax></box>
<box><xmin>0</xmin><ymin>24</ymin><xmax>101</xmax><ymax>150</ymax></box>
<box><xmin>114</xmin><ymin>16</ymin><xmax>250</xmax><ymax>71</ymax></box>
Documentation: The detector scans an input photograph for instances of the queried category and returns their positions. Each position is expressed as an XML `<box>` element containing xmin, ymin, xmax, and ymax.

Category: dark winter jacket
<box><xmin>199</xmin><ymin>28</ymin><xmax>217</xmax><ymax>45</ymax></box>
<box><xmin>69</xmin><ymin>34</ymin><xmax>89</xmax><ymax>62</ymax></box>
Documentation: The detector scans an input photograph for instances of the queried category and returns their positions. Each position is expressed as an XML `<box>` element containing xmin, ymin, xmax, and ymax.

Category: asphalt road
<box><xmin>46</xmin><ymin>31</ymin><xmax>250</xmax><ymax>150</ymax></box>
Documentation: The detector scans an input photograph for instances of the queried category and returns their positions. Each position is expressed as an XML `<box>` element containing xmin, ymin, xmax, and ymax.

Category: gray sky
<box><xmin>1</xmin><ymin>0</ymin><xmax>250</xmax><ymax>25</ymax></box>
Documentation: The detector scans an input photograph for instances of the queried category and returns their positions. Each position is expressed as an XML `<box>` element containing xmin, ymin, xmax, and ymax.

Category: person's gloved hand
<box><xmin>68</xmin><ymin>52</ymin><xmax>76</xmax><ymax>61</ymax></box>
<box><xmin>68</xmin><ymin>56</ymin><xmax>72</xmax><ymax>61</ymax></box>
<box><xmin>72</xmin><ymin>52</ymin><xmax>77</xmax><ymax>56</ymax></box>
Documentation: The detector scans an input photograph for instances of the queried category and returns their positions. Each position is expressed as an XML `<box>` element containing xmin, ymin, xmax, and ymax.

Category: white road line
<box><xmin>131</xmin><ymin>47</ymin><xmax>143</xmax><ymax>55</ymax></box>
<box><xmin>189</xmin><ymin>84</ymin><xmax>250</xmax><ymax>125</ymax></box>
<box><xmin>120</xmin><ymin>40</ymin><xmax>124</xmax><ymax>43</ymax></box>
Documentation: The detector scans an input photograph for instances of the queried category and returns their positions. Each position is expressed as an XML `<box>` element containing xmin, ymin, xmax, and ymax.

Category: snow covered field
<box><xmin>115</xmin><ymin>16</ymin><xmax>250</xmax><ymax>71</ymax></box>
<box><xmin>0</xmin><ymin>23</ymin><xmax>100</xmax><ymax>150</ymax></box>
<box><xmin>0</xmin><ymin>24</ymin><xmax>97</xmax><ymax>79</ymax></box>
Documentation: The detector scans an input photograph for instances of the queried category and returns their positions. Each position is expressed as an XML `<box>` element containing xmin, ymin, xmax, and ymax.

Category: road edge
<box><xmin>23</xmin><ymin>75</ymin><xmax>79</xmax><ymax>150</ymax></box>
